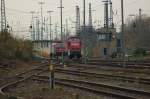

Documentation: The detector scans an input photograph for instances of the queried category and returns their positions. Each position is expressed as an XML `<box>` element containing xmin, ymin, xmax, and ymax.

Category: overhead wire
<box><xmin>6</xmin><ymin>0</ymin><xmax>149</xmax><ymax>37</ymax></box>
<box><xmin>6</xmin><ymin>7</ymin><xmax>30</xmax><ymax>14</ymax></box>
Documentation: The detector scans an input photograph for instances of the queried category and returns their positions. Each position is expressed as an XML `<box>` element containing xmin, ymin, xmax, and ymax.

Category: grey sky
<box><xmin>5</xmin><ymin>0</ymin><xmax>150</xmax><ymax>38</ymax></box>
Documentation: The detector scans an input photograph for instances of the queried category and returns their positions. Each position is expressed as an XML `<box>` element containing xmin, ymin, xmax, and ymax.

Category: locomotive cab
<box><xmin>67</xmin><ymin>36</ymin><xmax>82</xmax><ymax>59</ymax></box>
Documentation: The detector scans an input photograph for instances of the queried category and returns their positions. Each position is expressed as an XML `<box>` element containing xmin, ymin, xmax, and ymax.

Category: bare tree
<box><xmin>124</xmin><ymin>16</ymin><xmax>150</xmax><ymax>50</ymax></box>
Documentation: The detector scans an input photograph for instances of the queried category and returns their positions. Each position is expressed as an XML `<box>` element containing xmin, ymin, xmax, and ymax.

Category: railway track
<box><xmin>0</xmin><ymin>63</ymin><xmax>48</xmax><ymax>98</ymax></box>
<box><xmin>56</xmin><ymin>59</ymin><xmax>150</xmax><ymax>69</ymax></box>
<box><xmin>33</xmin><ymin>75</ymin><xmax>150</xmax><ymax>99</ymax></box>
<box><xmin>55</xmin><ymin>68</ymin><xmax>150</xmax><ymax>85</ymax></box>
<box><xmin>1</xmin><ymin>61</ymin><xmax>150</xmax><ymax>99</ymax></box>
<box><xmin>44</xmin><ymin>63</ymin><xmax>150</xmax><ymax>86</ymax></box>
<box><xmin>87</xmin><ymin>60</ymin><xmax>150</xmax><ymax>68</ymax></box>
<box><xmin>88</xmin><ymin>60</ymin><xmax>150</xmax><ymax>64</ymax></box>
<box><xmin>68</xmin><ymin>63</ymin><xmax>150</xmax><ymax>75</ymax></box>
<box><xmin>0</xmin><ymin>61</ymin><xmax>16</xmax><ymax>68</ymax></box>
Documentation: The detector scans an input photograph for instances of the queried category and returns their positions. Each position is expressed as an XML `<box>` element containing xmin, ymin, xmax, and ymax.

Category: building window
<box><xmin>98</xmin><ymin>34</ymin><xmax>106</xmax><ymax>40</ymax></box>
<box><xmin>104</xmin><ymin>48</ymin><xmax>107</xmax><ymax>56</ymax></box>
<box><xmin>46</xmin><ymin>42</ymin><xmax>48</xmax><ymax>48</ymax></box>
<box><xmin>117</xmin><ymin>39</ymin><xmax>121</xmax><ymax>48</ymax></box>
<box><xmin>98</xmin><ymin>33</ymin><xmax>112</xmax><ymax>41</ymax></box>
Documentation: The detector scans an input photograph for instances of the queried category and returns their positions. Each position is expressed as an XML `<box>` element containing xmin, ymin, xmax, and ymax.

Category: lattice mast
<box><xmin>109</xmin><ymin>0</ymin><xmax>114</xmax><ymax>28</ymax></box>
<box><xmin>76</xmin><ymin>6</ymin><xmax>80</xmax><ymax>36</ymax></box>
<box><xmin>103</xmin><ymin>0</ymin><xmax>114</xmax><ymax>29</ymax></box>
<box><xmin>88</xmin><ymin>3</ymin><xmax>92</xmax><ymax>28</ymax></box>
<box><xmin>1</xmin><ymin>0</ymin><xmax>7</xmax><ymax>32</ymax></box>
<box><xmin>104</xmin><ymin>0</ymin><xmax>109</xmax><ymax>29</ymax></box>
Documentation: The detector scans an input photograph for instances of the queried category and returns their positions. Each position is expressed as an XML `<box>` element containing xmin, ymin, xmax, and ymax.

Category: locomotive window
<box><xmin>68</xmin><ymin>38</ymin><xmax>80</xmax><ymax>42</ymax></box>
<box><xmin>56</xmin><ymin>43</ymin><xmax>65</xmax><ymax>48</ymax></box>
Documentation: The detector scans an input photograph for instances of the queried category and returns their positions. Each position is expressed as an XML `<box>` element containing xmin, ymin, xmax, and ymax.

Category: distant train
<box><xmin>52</xmin><ymin>36</ymin><xmax>82</xmax><ymax>60</ymax></box>
<box><xmin>52</xmin><ymin>40</ymin><xmax>65</xmax><ymax>57</ymax></box>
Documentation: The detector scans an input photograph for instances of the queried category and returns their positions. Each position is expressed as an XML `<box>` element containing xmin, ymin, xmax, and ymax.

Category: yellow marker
<box><xmin>49</xmin><ymin>64</ymin><xmax>54</xmax><ymax>71</ymax></box>
<box><xmin>64</xmin><ymin>64</ymin><xmax>67</xmax><ymax>68</ymax></box>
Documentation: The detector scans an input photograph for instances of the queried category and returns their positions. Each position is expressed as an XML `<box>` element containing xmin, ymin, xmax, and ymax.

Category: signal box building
<box><xmin>91</xmin><ymin>28</ymin><xmax>117</xmax><ymax>59</ymax></box>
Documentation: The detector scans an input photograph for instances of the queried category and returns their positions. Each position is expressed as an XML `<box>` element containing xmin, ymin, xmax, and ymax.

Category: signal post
<box><xmin>49</xmin><ymin>60</ymin><xmax>55</xmax><ymax>90</ymax></box>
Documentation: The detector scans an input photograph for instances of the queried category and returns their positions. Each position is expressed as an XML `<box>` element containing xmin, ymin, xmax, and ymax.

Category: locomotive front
<box><xmin>67</xmin><ymin>37</ymin><xmax>82</xmax><ymax>59</ymax></box>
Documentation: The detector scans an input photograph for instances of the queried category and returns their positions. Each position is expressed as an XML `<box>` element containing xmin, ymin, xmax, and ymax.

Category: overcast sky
<box><xmin>5</xmin><ymin>0</ymin><xmax>150</xmax><ymax>38</ymax></box>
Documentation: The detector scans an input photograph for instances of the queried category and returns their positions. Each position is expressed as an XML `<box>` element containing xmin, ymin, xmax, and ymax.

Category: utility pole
<box><xmin>65</xmin><ymin>19</ymin><xmax>69</xmax><ymax>39</ymax></box>
<box><xmin>55</xmin><ymin>23</ymin><xmax>58</xmax><ymax>40</ymax></box>
<box><xmin>121</xmin><ymin>0</ymin><xmax>125</xmax><ymax>59</ymax></box>
<box><xmin>33</xmin><ymin>17</ymin><xmax>37</xmax><ymax>41</ymax></box>
<box><xmin>34</xmin><ymin>16</ymin><xmax>38</xmax><ymax>40</ymax></box>
<box><xmin>58</xmin><ymin>0</ymin><xmax>65</xmax><ymax>66</ymax></box>
<box><xmin>138</xmin><ymin>8</ymin><xmax>142</xmax><ymax>38</ymax></box>
<box><xmin>83</xmin><ymin>0</ymin><xmax>86</xmax><ymax>27</ymax></box>
<box><xmin>30</xmin><ymin>11</ymin><xmax>35</xmax><ymax>41</ymax></box>
<box><xmin>109</xmin><ymin>0</ymin><xmax>113</xmax><ymax>28</ymax></box>
<box><xmin>1</xmin><ymin>0</ymin><xmax>7</xmax><ymax>32</ymax></box>
<box><xmin>63</xmin><ymin>24</ymin><xmax>66</xmax><ymax>40</ymax></box>
<box><xmin>103</xmin><ymin>0</ymin><xmax>109</xmax><ymax>29</ymax></box>
<box><xmin>89</xmin><ymin>3</ymin><xmax>93</xmax><ymax>29</ymax></box>
<box><xmin>60</xmin><ymin>0</ymin><xmax>63</xmax><ymax>41</ymax></box>
<box><xmin>46</xmin><ymin>18</ymin><xmax>49</xmax><ymax>40</ymax></box>
<box><xmin>76</xmin><ymin>6</ymin><xmax>80</xmax><ymax>36</ymax></box>
<box><xmin>83</xmin><ymin>0</ymin><xmax>87</xmax><ymax>64</ymax></box>
<box><xmin>36</xmin><ymin>17</ymin><xmax>40</xmax><ymax>40</ymax></box>
<box><xmin>139</xmin><ymin>8</ymin><xmax>142</xmax><ymax>21</ymax></box>
<box><xmin>43</xmin><ymin>17</ymin><xmax>46</xmax><ymax>38</ymax></box>
<box><xmin>47</xmin><ymin>11</ymin><xmax>55</xmax><ymax>90</ymax></box>
<box><xmin>47</xmin><ymin>11</ymin><xmax>54</xmax><ymax>60</ymax></box>
<box><xmin>58</xmin><ymin>0</ymin><xmax>64</xmax><ymax>41</ymax></box>
<box><xmin>47</xmin><ymin>11</ymin><xmax>54</xmax><ymax>41</ymax></box>
<box><xmin>38</xmin><ymin>1</ymin><xmax>44</xmax><ymax>41</ymax></box>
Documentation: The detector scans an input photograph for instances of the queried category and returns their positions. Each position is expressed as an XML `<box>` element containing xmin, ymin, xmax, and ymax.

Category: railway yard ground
<box><xmin>1</xmin><ymin>0</ymin><xmax>150</xmax><ymax>98</ymax></box>
<box><xmin>0</xmin><ymin>58</ymin><xmax>150</xmax><ymax>99</ymax></box>
<box><xmin>0</xmin><ymin>58</ymin><xmax>41</xmax><ymax>85</ymax></box>
<box><xmin>0</xmin><ymin>59</ymin><xmax>101</xmax><ymax>99</ymax></box>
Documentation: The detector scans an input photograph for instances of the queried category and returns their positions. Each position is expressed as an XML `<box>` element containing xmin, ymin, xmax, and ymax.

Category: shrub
<box><xmin>133</xmin><ymin>48</ymin><xmax>146</xmax><ymax>57</ymax></box>
<box><xmin>8</xmin><ymin>96</ymin><xmax>18</xmax><ymax>99</ymax></box>
<box><xmin>0</xmin><ymin>31</ymin><xmax>33</xmax><ymax>60</ymax></box>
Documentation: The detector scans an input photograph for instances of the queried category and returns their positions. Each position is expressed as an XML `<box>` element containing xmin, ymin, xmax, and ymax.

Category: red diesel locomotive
<box><xmin>53</xmin><ymin>41</ymin><xmax>65</xmax><ymax>57</ymax></box>
<box><xmin>52</xmin><ymin>36</ymin><xmax>82</xmax><ymax>60</ymax></box>
<box><xmin>66</xmin><ymin>36</ymin><xmax>82</xmax><ymax>59</ymax></box>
